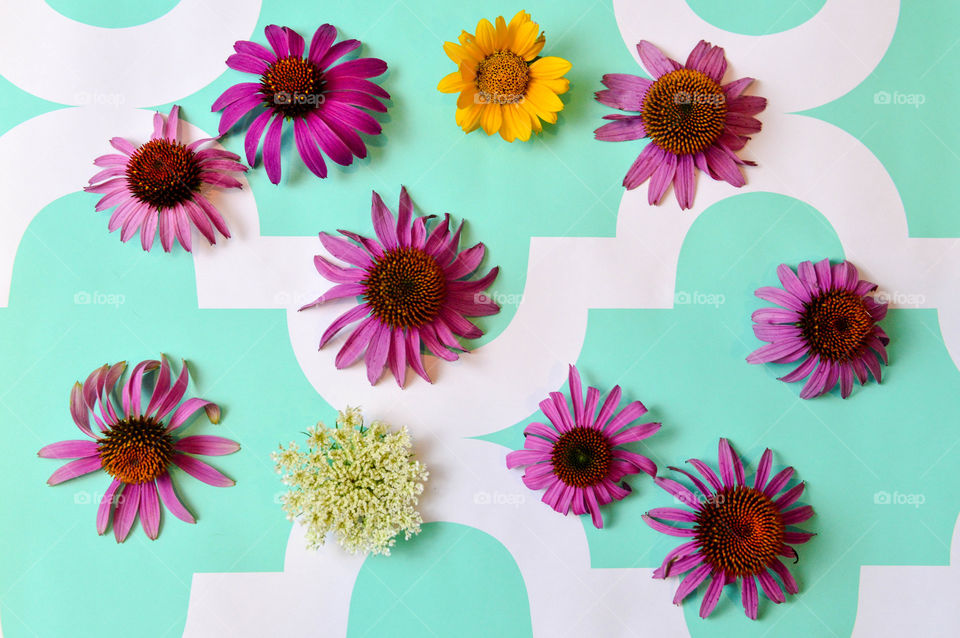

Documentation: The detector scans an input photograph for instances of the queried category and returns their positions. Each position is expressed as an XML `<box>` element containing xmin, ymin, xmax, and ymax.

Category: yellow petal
<box><xmin>443</xmin><ymin>41</ymin><xmax>465</xmax><ymax>64</ymax></box>
<box><xmin>530</xmin><ymin>56</ymin><xmax>572</xmax><ymax>80</ymax></box>
<box><xmin>494</xmin><ymin>16</ymin><xmax>508</xmax><ymax>50</ymax></box>
<box><xmin>502</xmin><ymin>103</ymin><xmax>532</xmax><ymax>142</ymax></box>
<box><xmin>456</xmin><ymin>104</ymin><xmax>483</xmax><ymax>133</ymax></box>
<box><xmin>521</xmin><ymin>33</ymin><xmax>546</xmax><ymax>60</ymax></box>
<box><xmin>511</xmin><ymin>21</ymin><xmax>539</xmax><ymax>56</ymax></box>
<box><xmin>475</xmin><ymin>19</ymin><xmax>496</xmax><ymax>55</ymax></box>
<box><xmin>480</xmin><ymin>103</ymin><xmax>502</xmax><ymax>135</ymax></box>
<box><xmin>519</xmin><ymin>99</ymin><xmax>543</xmax><ymax>132</ymax></box>
<box><xmin>506</xmin><ymin>11</ymin><xmax>529</xmax><ymax>46</ymax></box>
<box><xmin>534</xmin><ymin>77</ymin><xmax>570</xmax><ymax>95</ymax></box>
<box><xmin>438</xmin><ymin>71</ymin><xmax>472</xmax><ymax>93</ymax></box>
<box><xmin>525</xmin><ymin>82</ymin><xmax>564</xmax><ymax>113</ymax></box>
<box><xmin>459</xmin><ymin>60</ymin><xmax>477</xmax><ymax>82</ymax></box>
<box><xmin>457</xmin><ymin>30</ymin><xmax>473</xmax><ymax>45</ymax></box>
<box><xmin>457</xmin><ymin>87</ymin><xmax>479</xmax><ymax>109</ymax></box>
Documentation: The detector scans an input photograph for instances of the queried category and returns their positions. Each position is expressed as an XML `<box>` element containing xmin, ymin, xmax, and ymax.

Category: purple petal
<box><xmin>172</xmin><ymin>454</ymin><xmax>235</xmax><ymax>487</ymax></box>
<box><xmin>292</xmin><ymin>117</ymin><xmax>328</xmax><ymax>178</ymax></box>
<box><xmin>157</xmin><ymin>472</ymin><xmax>195</xmax><ymax>523</ymax></box>
<box><xmin>167</xmin><ymin>398</ymin><xmax>220</xmax><ymax>432</ymax></box>
<box><xmin>114</xmin><ymin>483</ymin><xmax>141</xmax><ymax>543</ymax></box>
<box><xmin>175</xmin><ymin>435</ymin><xmax>240</xmax><ymax>456</ymax></box>
<box><xmin>96</xmin><ymin>479</ymin><xmax>121</xmax><ymax>535</ymax></box>
<box><xmin>636</xmin><ymin>40</ymin><xmax>680</xmax><ymax>78</ymax></box>
<box><xmin>673</xmin><ymin>564</ymin><xmax>712</xmax><ymax>603</ymax></box>
<box><xmin>742</xmin><ymin>575</ymin><xmax>759</xmax><ymax>619</ymax></box>
<box><xmin>38</xmin><ymin>440</ymin><xmax>98</xmax><ymax>459</ymax></box>
<box><xmin>139</xmin><ymin>483</ymin><xmax>161</xmax><ymax>540</ymax></box>
<box><xmin>308</xmin><ymin>24</ymin><xmax>337</xmax><ymax>65</ymax></box>
<box><xmin>319</xmin><ymin>303</ymin><xmax>371</xmax><ymax>348</ymax></box>
<box><xmin>47</xmin><ymin>456</ymin><xmax>103</xmax><ymax>485</ymax></box>
<box><xmin>263</xmin><ymin>115</ymin><xmax>284</xmax><ymax>184</ymax></box>
<box><xmin>594</xmin><ymin>115</ymin><xmax>647</xmax><ymax>142</ymax></box>
<box><xmin>699</xmin><ymin>571</ymin><xmax>726</xmax><ymax>618</ymax></box>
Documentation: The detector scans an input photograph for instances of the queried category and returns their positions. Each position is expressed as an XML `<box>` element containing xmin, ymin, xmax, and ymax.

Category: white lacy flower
<box><xmin>272</xmin><ymin>407</ymin><xmax>428</xmax><ymax>555</ymax></box>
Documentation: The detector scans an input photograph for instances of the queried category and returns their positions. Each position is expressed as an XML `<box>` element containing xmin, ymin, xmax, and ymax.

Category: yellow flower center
<box><xmin>641</xmin><ymin>69</ymin><xmax>727</xmax><ymax>156</ymax></box>
<box><xmin>695</xmin><ymin>486</ymin><xmax>785</xmax><ymax>577</ymax></box>
<box><xmin>798</xmin><ymin>290</ymin><xmax>874</xmax><ymax>362</ymax></box>
<box><xmin>476</xmin><ymin>51</ymin><xmax>529</xmax><ymax>105</ymax></box>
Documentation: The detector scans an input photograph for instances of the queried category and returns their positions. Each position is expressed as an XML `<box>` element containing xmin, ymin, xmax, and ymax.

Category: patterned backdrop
<box><xmin>0</xmin><ymin>0</ymin><xmax>957</xmax><ymax>636</ymax></box>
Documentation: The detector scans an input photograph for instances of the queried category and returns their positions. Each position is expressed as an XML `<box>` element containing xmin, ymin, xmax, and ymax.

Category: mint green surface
<box><xmin>685</xmin><ymin>0</ymin><xmax>827</xmax><ymax>35</ymax></box>
<box><xmin>44</xmin><ymin>0</ymin><xmax>179</xmax><ymax>28</ymax></box>
<box><xmin>1</xmin><ymin>1</ymin><xmax>958</xmax><ymax>637</ymax></box>
<box><xmin>803</xmin><ymin>0</ymin><xmax>960</xmax><ymax>237</ymax></box>
<box><xmin>490</xmin><ymin>192</ymin><xmax>960</xmax><ymax>634</ymax></box>
<box><xmin>348</xmin><ymin>523</ymin><xmax>533</xmax><ymax>638</ymax></box>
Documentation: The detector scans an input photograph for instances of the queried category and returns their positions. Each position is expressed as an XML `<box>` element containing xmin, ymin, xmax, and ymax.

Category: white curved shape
<box><xmin>613</xmin><ymin>0</ymin><xmax>900</xmax><ymax>111</ymax></box>
<box><xmin>0</xmin><ymin>0</ymin><xmax>261</xmax><ymax>107</ymax></box>
<box><xmin>852</xmin><ymin>513</ymin><xmax>960</xmax><ymax>636</ymax></box>
<box><xmin>184</xmin><ymin>439</ymin><xmax>687</xmax><ymax>637</ymax></box>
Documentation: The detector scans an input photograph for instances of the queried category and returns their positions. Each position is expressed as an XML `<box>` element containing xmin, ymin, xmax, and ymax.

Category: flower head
<box><xmin>38</xmin><ymin>357</ymin><xmax>239</xmax><ymax>542</ymax></box>
<box><xmin>85</xmin><ymin>105</ymin><xmax>246</xmax><ymax>252</ymax></box>
<box><xmin>747</xmin><ymin>259</ymin><xmax>889</xmax><ymax>398</ymax></box>
<box><xmin>273</xmin><ymin>407</ymin><xmax>428</xmax><ymax>555</ymax></box>
<box><xmin>213</xmin><ymin>24</ymin><xmax>389</xmax><ymax>183</ymax></box>
<box><xmin>595</xmin><ymin>40</ymin><xmax>766</xmax><ymax>209</ymax></box>
<box><xmin>506</xmin><ymin>364</ymin><xmax>660</xmax><ymax>528</ymax></box>
<box><xmin>300</xmin><ymin>187</ymin><xmax>500</xmax><ymax>386</ymax></box>
<box><xmin>644</xmin><ymin>439</ymin><xmax>815</xmax><ymax>619</ymax></box>
<box><xmin>438</xmin><ymin>11</ymin><xmax>571</xmax><ymax>142</ymax></box>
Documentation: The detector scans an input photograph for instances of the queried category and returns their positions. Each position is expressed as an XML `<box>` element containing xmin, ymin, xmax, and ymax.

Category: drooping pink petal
<box><xmin>175</xmin><ymin>435</ymin><xmax>240</xmax><ymax>456</ymax></box>
<box><xmin>47</xmin><ymin>456</ymin><xmax>103</xmax><ymax>485</ymax></box>
<box><xmin>114</xmin><ymin>482</ymin><xmax>141</xmax><ymax>543</ymax></box>
<box><xmin>172</xmin><ymin>454</ymin><xmax>235</xmax><ymax>487</ymax></box>
<box><xmin>38</xmin><ymin>440</ymin><xmax>98</xmax><ymax>459</ymax></box>
<box><xmin>167</xmin><ymin>398</ymin><xmax>220</xmax><ymax>432</ymax></box>
<box><xmin>699</xmin><ymin>570</ymin><xmax>726</xmax><ymax>618</ymax></box>
<box><xmin>139</xmin><ymin>482</ymin><xmax>161</xmax><ymax>540</ymax></box>
<box><xmin>96</xmin><ymin>479</ymin><xmax>122</xmax><ymax>535</ymax></box>
<box><xmin>156</xmin><ymin>472</ymin><xmax>195</xmax><ymax>523</ymax></box>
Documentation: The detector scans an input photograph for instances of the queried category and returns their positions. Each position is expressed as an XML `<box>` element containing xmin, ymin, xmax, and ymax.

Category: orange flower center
<box><xmin>695</xmin><ymin>486</ymin><xmax>784</xmax><ymax>577</ymax></box>
<box><xmin>551</xmin><ymin>427</ymin><xmax>611</xmax><ymax>487</ymax></box>
<box><xmin>641</xmin><ymin>69</ymin><xmax>727</xmax><ymax>156</ymax></box>
<box><xmin>798</xmin><ymin>290</ymin><xmax>874</xmax><ymax>362</ymax></box>
<box><xmin>125</xmin><ymin>139</ymin><xmax>201</xmax><ymax>210</ymax></box>
<box><xmin>98</xmin><ymin>417</ymin><xmax>175</xmax><ymax>484</ymax></box>
<box><xmin>260</xmin><ymin>56</ymin><xmax>324</xmax><ymax>118</ymax></box>
<box><xmin>476</xmin><ymin>51</ymin><xmax>529</xmax><ymax>105</ymax></box>
<box><xmin>362</xmin><ymin>248</ymin><xmax>447</xmax><ymax>328</ymax></box>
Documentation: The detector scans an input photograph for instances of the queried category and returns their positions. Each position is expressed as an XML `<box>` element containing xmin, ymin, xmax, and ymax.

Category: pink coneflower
<box><xmin>644</xmin><ymin>439</ymin><xmax>815</xmax><ymax>619</ymax></box>
<box><xmin>747</xmin><ymin>259</ymin><xmax>889</xmax><ymax>398</ymax></box>
<box><xmin>84</xmin><ymin>105</ymin><xmax>246</xmax><ymax>252</ymax></box>
<box><xmin>506</xmin><ymin>364</ymin><xmax>660</xmax><ymax>528</ymax></box>
<box><xmin>594</xmin><ymin>40</ymin><xmax>766</xmax><ymax>209</ymax></box>
<box><xmin>300</xmin><ymin>187</ymin><xmax>499</xmax><ymax>386</ymax></box>
<box><xmin>212</xmin><ymin>24</ymin><xmax>389</xmax><ymax>184</ymax></box>
<box><xmin>38</xmin><ymin>358</ymin><xmax>239</xmax><ymax>542</ymax></box>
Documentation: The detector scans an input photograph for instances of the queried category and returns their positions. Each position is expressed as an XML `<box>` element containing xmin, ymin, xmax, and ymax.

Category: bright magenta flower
<box><xmin>39</xmin><ymin>358</ymin><xmax>239</xmax><ymax>542</ymax></box>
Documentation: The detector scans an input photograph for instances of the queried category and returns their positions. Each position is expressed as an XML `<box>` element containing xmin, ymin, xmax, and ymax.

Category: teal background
<box><xmin>0</xmin><ymin>1</ymin><xmax>956</xmax><ymax>636</ymax></box>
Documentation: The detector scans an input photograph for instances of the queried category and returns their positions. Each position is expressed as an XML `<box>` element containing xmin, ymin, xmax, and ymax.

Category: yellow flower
<box><xmin>437</xmin><ymin>11</ymin><xmax>572</xmax><ymax>142</ymax></box>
